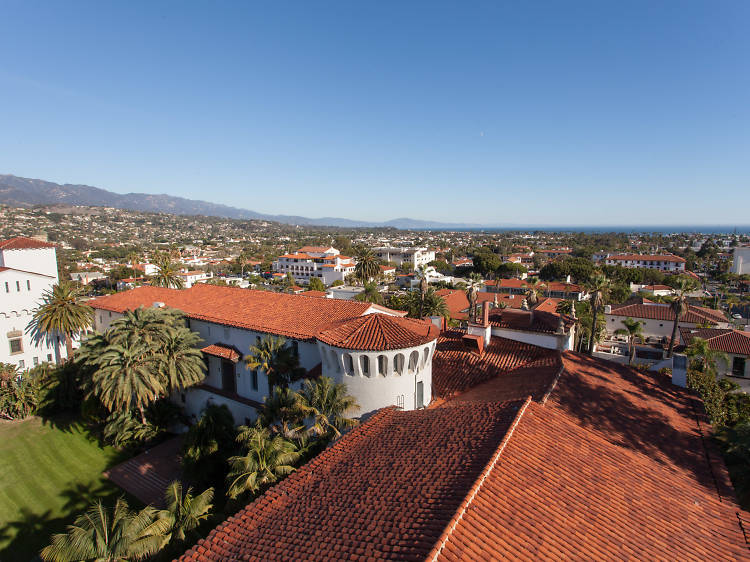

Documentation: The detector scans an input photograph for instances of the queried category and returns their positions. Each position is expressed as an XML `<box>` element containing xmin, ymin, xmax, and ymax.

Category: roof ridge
<box><xmin>425</xmin><ymin>396</ymin><xmax>533</xmax><ymax>562</ymax></box>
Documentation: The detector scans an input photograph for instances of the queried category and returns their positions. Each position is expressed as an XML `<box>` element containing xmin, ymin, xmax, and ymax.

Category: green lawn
<box><xmin>0</xmin><ymin>417</ymin><xmax>131</xmax><ymax>561</ymax></box>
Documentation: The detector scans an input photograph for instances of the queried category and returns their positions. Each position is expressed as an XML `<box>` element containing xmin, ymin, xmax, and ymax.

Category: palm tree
<box><xmin>159</xmin><ymin>327</ymin><xmax>206</xmax><ymax>394</ymax></box>
<box><xmin>109</xmin><ymin>307</ymin><xmax>174</xmax><ymax>349</ymax></box>
<box><xmin>614</xmin><ymin>317</ymin><xmax>645</xmax><ymax>366</ymax></box>
<box><xmin>259</xmin><ymin>386</ymin><xmax>306</xmax><ymax>429</ymax></box>
<box><xmin>686</xmin><ymin>337</ymin><xmax>729</xmax><ymax>374</ymax></box>
<box><xmin>525</xmin><ymin>278</ymin><xmax>545</xmax><ymax>306</ymax></box>
<box><xmin>151</xmin><ymin>253</ymin><xmax>184</xmax><ymax>289</ymax></box>
<box><xmin>28</xmin><ymin>282</ymin><xmax>93</xmax><ymax>361</ymax></box>
<box><xmin>40</xmin><ymin>498</ymin><xmax>168</xmax><ymax>562</ymax></box>
<box><xmin>181</xmin><ymin>404</ymin><xmax>236</xmax><ymax>484</ymax></box>
<box><xmin>666</xmin><ymin>275</ymin><xmax>699</xmax><ymax>358</ymax></box>
<box><xmin>245</xmin><ymin>335</ymin><xmax>303</xmax><ymax>390</ymax></box>
<box><xmin>160</xmin><ymin>481</ymin><xmax>213</xmax><ymax>546</ymax></box>
<box><xmin>354</xmin><ymin>247</ymin><xmax>380</xmax><ymax>284</ymax></box>
<box><xmin>585</xmin><ymin>273</ymin><xmax>611</xmax><ymax>355</ymax></box>
<box><xmin>128</xmin><ymin>251</ymin><xmax>140</xmax><ymax>280</ymax></box>
<box><xmin>355</xmin><ymin>282</ymin><xmax>383</xmax><ymax>304</ymax></box>
<box><xmin>299</xmin><ymin>377</ymin><xmax>359</xmax><ymax>439</ymax></box>
<box><xmin>91</xmin><ymin>340</ymin><xmax>165</xmax><ymax>423</ymax></box>
<box><xmin>226</xmin><ymin>423</ymin><xmax>299</xmax><ymax>499</ymax></box>
<box><xmin>421</xmin><ymin>287</ymin><xmax>449</xmax><ymax>318</ymax></box>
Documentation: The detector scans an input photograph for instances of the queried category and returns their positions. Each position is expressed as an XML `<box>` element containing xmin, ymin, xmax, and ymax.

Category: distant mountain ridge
<box><xmin>0</xmin><ymin>174</ymin><xmax>481</xmax><ymax>229</ymax></box>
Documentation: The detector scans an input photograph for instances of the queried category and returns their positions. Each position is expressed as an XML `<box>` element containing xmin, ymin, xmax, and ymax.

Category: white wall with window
<box><xmin>316</xmin><ymin>339</ymin><xmax>436</xmax><ymax>416</ymax></box>
<box><xmin>0</xmin><ymin>259</ymin><xmax>62</xmax><ymax>369</ymax></box>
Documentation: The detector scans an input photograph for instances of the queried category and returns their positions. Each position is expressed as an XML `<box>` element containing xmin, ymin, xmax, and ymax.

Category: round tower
<box><xmin>316</xmin><ymin>314</ymin><xmax>440</xmax><ymax>416</ymax></box>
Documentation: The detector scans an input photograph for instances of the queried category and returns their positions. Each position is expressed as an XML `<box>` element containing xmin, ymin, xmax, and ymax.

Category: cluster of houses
<box><xmin>3</xmin><ymin>234</ymin><xmax>750</xmax><ymax>557</ymax></box>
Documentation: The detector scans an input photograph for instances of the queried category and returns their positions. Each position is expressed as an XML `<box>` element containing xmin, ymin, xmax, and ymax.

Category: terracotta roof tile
<box><xmin>0</xmin><ymin>236</ymin><xmax>57</xmax><ymax>250</ymax></box>
<box><xmin>609</xmin><ymin>302</ymin><xmax>727</xmax><ymax>324</ymax></box>
<box><xmin>317</xmin><ymin>314</ymin><xmax>439</xmax><ymax>351</ymax></box>
<box><xmin>179</xmin><ymin>402</ymin><xmax>524</xmax><ymax>562</ymax></box>
<box><xmin>434</xmin><ymin>399</ymin><xmax>748</xmax><ymax>561</ymax></box>
<box><xmin>432</xmin><ymin>331</ymin><xmax>560</xmax><ymax>399</ymax></box>
<box><xmin>679</xmin><ymin>327</ymin><xmax>750</xmax><ymax>356</ymax></box>
<box><xmin>201</xmin><ymin>343</ymin><xmax>241</xmax><ymax>362</ymax></box>
<box><xmin>88</xmin><ymin>285</ymin><xmax>375</xmax><ymax>341</ymax></box>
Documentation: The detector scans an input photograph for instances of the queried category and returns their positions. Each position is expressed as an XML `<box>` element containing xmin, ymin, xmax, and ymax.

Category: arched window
<box><xmin>394</xmin><ymin>354</ymin><xmax>405</xmax><ymax>376</ymax></box>
<box><xmin>422</xmin><ymin>347</ymin><xmax>430</xmax><ymax>368</ymax></box>
<box><xmin>343</xmin><ymin>353</ymin><xmax>355</xmax><ymax>376</ymax></box>
<box><xmin>408</xmin><ymin>350</ymin><xmax>419</xmax><ymax>374</ymax></box>
<box><xmin>377</xmin><ymin>355</ymin><xmax>387</xmax><ymax>376</ymax></box>
<box><xmin>360</xmin><ymin>355</ymin><xmax>371</xmax><ymax>377</ymax></box>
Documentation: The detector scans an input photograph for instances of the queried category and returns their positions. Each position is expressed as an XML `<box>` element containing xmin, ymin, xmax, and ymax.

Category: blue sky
<box><xmin>1</xmin><ymin>1</ymin><xmax>748</xmax><ymax>226</ymax></box>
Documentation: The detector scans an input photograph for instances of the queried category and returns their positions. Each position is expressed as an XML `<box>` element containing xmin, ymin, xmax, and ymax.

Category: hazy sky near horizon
<box><xmin>1</xmin><ymin>1</ymin><xmax>748</xmax><ymax>226</ymax></box>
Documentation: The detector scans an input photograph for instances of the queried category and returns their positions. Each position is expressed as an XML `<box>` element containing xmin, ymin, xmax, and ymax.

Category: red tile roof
<box><xmin>0</xmin><ymin>236</ymin><xmax>57</xmax><ymax>250</ymax></box>
<box><xmin>607</xmin><ymin>253</ymin><xmax>686</xmax><ymax>263</ymax></box>
<box><xmin>433</xmin><ymin>398</ymin><xmax>748</xmax><ymax>560</ymax></box>
<box><xmin>609</xmin><ymin>302</ymin><xmax>727</xmax><ymax>324</ymax></box>
<box><xmin>180</xmin><ymin>401</ymin><xmax>524</xmax><ymax>562</ymax></box>
<box><xmin>679</xmin><ymin>327</ymin><xmax>750</xmax><ymax>356</ymax></box>
<box><xmin>298</xmin><ymin>246</ymin><xmax>333</xmax><ymax>253</ymax></box>
<box><xmin>432</xmin><ymin>331</ymin><xmax>561</xmax><ymax>399</ymax></box>
<box><xmin>88</xmin><ymin>285</ymin><xmax>382</xmax><ymax>341</ymax></box>
<box><xmin>317</xmin><ymin>314</ymin><xmax>439</xmax><ymax>351</ymax></box>
<box><xmin>183</xmin><ymin>350</ymin><xmax>749</xmax><ymax>560</ymax></box>
<box><xmin>300</xmin><ymin>290</ymin><xmax>327</xmax><ymax>298</ymax></box>
<box><xmin>488</xmin><ymin>308</ymin><xmax>570</xmax><ymax>334</ymax></box>
<box><xmin>201</xmin><ymin>343</ymin><xmax>241</xmax><ymax>362</ymax></box>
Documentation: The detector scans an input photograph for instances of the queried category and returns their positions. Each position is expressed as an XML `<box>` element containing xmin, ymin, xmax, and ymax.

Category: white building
<box><xmin>0</xmin><ymin>237</ymin><xmax>66</xmax><ymax>369</ymax></box>
<box><xmin>178</xmin><ymin>270</ymin><xmax>212</xmax><ymax>288</ymax></box>
<box><xmin>732</xmin><ymin>247</ymin><xmax>750</xmax><ymax>275</ymax></box>
<box><xmin>88</xmin><ymin>284</ymin><xmax>436</xmax><ymax>421</ymax></box>
<box><xmin>373</xmin><ymin>247</ymin><xmax>435</xmax><ymax>269</ymax></box>
<box><xmin>273</xmin><ymin>247</ymin><xmax>355</xmax><ymax>286</ymax></box>
<box><xmin>604</xmin><ymin>254</ymin><xmax>686</xmax><ymax>272</ymax></box>
<box><xmin>604</xmin><ymin>301</ymin><xmax>729</xmax><ymax>343</ymax></box>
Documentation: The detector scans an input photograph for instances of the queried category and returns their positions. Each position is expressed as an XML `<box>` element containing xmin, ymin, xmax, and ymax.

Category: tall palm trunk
<box><xmin>588</xmin><ymin>305</ymin><xmax>598</xmax><ymax>356</ymax></box>
<box><xmin>666</xmin><ymin>315</ymin><xmax>680</xmax><ymax>358</ymax></box>
<box><xmin>65</xmin><ymin>335</ymin><xmax>74</xmax><ymax>362</ymax></box>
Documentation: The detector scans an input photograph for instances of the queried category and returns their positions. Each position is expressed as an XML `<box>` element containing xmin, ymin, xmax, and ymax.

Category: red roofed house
<box><xmin>88</xmin><ymin>284</ymin><xmax>434</xmax><ymax>420</ymax></box>
<box><xmin>272</xmin><ymin>246</ymin><xmax>355</xmax><ymax>286</ymax></box>
<box><xmin>679</xmin><ymin>327</ymin><xmax>750</xmax><ymax>381</ymax></box>
<box><xmin>605</xmin><ymin>301</ymin><xmax>730</xmax><ymax>346</ymax></box>
<box><xmin>605</xmin><ymin>253</ymin><xmax>687</xmax><ymax>272</ymax></box>
<box><xmin>0</xmin><ymin>236</ymin><xmax>66</xmax><ymax>368</ymax></box>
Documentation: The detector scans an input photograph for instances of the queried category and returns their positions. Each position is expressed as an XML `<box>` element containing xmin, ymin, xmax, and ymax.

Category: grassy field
<box><xmin>0</xmin><ymin>417</ymin><xmax>131</xmax><ymax>561</ymax></box>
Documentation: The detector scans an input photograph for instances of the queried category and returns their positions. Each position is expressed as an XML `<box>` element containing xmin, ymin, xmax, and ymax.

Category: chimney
<box><xmin>604</xmin><ymin>305</ymin><xmax>612</xmax><ymax>314</ymax></box>
<box><xmin>482</xmin><ymin>301</ymin><xmax>490</xmax><ymax>327</ymax></box>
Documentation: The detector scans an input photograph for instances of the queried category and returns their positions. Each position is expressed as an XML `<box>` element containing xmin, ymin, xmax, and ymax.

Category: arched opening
<box><xmin>377</xmin><ymin>355</ymin><xmax>387</xmax><ymax>376</ymax></box>
<box><xmin>422</xmin><ymin>346</ymin><xmax>430</xmax><ymax>368</ymax></box>
<box><xmin>360</xmin><ymin>355</ymin><xmax>371</xmax><ymax>377</ymax></box>
<box><xmin>343</xmin><ymin>353</ymin><xmax>355</xmax><ymax>376</ymax></box>
<box><xmin>394</xmin><ymin>353</ymin><xmax>405</xmax><ymax>376</ymax></box>
<box><xmin>408</xmin><ymin>350</ymin><xmax>419</xmax><ymax>374</ymax></box>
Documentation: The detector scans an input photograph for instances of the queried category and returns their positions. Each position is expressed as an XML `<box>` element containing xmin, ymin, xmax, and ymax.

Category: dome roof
<box><xmin>317</xmin><ymin>313</ymin><xmax>440</xmax><ymax>351</ymax></box>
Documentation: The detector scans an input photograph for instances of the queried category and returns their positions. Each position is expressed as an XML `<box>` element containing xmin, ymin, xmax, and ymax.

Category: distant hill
<box><xmin>0</xmin><ymin>174</ymin><xmax>481</xmax><ymax>229</ymax></box>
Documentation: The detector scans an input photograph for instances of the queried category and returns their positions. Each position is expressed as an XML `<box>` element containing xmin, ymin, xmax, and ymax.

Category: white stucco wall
<box><xmin>0</xmin><ymin>264</ymin><xmax>62</xmax><ymax>368</ymax></box>
<box><xmin>489</xmin><ymin>325</ymin><xmax>573</xmax><ymax>351</ymax></box>
<box><xmin>317</xmin><ymin>340</ymin><xmax>436</xmax><ymax>416</ymax></box>
<box><xmin>604</xmin><ymin>314</ymin><xmax>698</xmax><ymax>340</ymax></box>
<box><xmin>0</xmin><ymin>247</ymin><xmax>58</xmax><ymax>280</ymax></box>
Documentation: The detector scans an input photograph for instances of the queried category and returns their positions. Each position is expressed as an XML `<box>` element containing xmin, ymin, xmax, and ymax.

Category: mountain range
<box><xmin>0</xmin><ymin>174</ymin><xmax>481</xmax><ymax>229</ymax></box>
